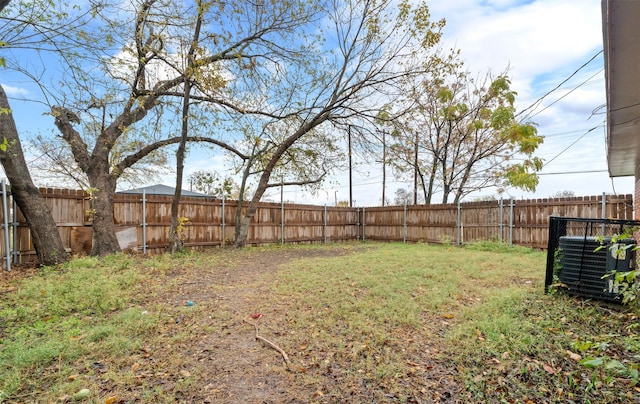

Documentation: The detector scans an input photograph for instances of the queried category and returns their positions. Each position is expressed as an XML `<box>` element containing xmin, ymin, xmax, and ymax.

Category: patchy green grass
<box><xmin>0</xmin><ymin>242</ymin><xmax>638</xmax><ymax>403</ymax></box>
<box><xmin>273</xmin><ymin>242</ymin><xmax>548</xmax><ymax>401</ymax></box>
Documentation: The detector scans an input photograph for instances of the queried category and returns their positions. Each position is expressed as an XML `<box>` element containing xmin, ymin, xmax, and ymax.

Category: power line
<box><xmin>542</xmin><ymin>125</ymin><xmax>600</xmax><ymax>169</ymax></box>
<box><xmin>517</xmin><ymin>50</ymin><xmax>603</xmax><ymax>121</ymax></box>
<box><xmin>543</xmin><ymin>126</ymin><xmax>604</xmax><ymax>139</ymax></box>
<box><xmin>528</xmin><ymin>69</ymin><xmax>603</xmax><ymax>120</ymax></box>
<box><xmin>537</xmin><ymin>169</ymin><xmax>607</xmax><ymax>176</ymax></box>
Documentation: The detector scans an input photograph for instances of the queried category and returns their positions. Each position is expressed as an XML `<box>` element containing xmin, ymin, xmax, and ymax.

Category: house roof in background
<box><xmin>118</xmin><ymin>184</ymin><xmax>210</xmax><ymax>197</ymax></box>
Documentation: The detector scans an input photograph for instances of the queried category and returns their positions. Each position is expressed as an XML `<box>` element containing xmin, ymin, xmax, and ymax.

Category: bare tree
<box><xmin>394</xmin><ymin>65</ymin><xmax>543</xmax><ymax>204</ymax></box>
<box><xmin>0</xmin><ymin>0</ymin><xmax>101</xmax><ymax>265</ymax></box>
<box><xmin>167</xmin><ymin>0</ymin><xmax>204</xmax><ymax>254</ymax></box>
<box><xmin>229</xmin><ymin>0</ymin><xmax>448</xmax><ymax>246</ymax></box>
<box><xmin>37</xmin><ymin>0</ymin><xmax>319</xmax><ymax>255</ymax></box>
<box><xmin>25</xmin><ymin>133</ymin><xmax>172</xmax><ymax>190</ymax></box>
<box><xmin>0</xmin><ymin>85</ymin><xmax>67</xmax><ymax>265</ymax></box>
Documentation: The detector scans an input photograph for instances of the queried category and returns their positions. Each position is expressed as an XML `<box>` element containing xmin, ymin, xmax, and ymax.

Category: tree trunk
<box><xmin>234</xmin><ymin>161</ymin><xmax>254</xmax><ymax>246</ymax></box>
<box><xmin>233</xmin><ymin>144</ymin><xmax>259</xmax><ymax>244</ymax></box>
<box><xmin>233</xmin><ymin>123</ymin><xmax>321</xmax><ymax>246</ymax></box>
<box><xmin>169</xmin><ymin>3</ymin><xmax>203</xmax><ymax>253</ymax></box>
<box><xmin>234</xmin><ymin>201</ymin><xmax>256</xmax><ymax>247</ymax></box>
<box><xmin>425</xmin><ymin>159</ymin><xmax>437</xmax><ymax>204</ymax></box>
<box><xmin>168</xmin><ymin>136</ymin><xmax>187</xmax><ymax>254</ymax></box>
<box><xmin>168</xmin><ymin>82</ymin><xmax>189</xmax><ymax>253</ymax></box>
<box><xmin>234</xmin><ymin>181</ymin><xmax>247</xmax><ymax>244</ymax></box>
<box><xmin>86</xmin><ymin>172</ymin><xmax>120</xmax><ymax>256</ymax></box>
<box><xmin>233</xmin><ymin>153</ymin><xmax>285</xmax><ymax>247</ymax></box>
<box><xmin>0</xmin><ymin>85</ymin><xmax>68</xmax><ymax>265</ymax></box>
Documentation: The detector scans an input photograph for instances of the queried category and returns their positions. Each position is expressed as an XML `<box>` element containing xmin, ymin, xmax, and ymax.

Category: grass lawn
<box><xmin>0</xmin><ymin>242</ymin><xmax>638</xmax><ymax>403</ymax></box>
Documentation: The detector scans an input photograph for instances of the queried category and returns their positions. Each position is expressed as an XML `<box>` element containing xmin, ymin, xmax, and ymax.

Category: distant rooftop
<box><xmin>118</xmin><ymin>184</ymin><xmax>210</xmax><ymax>197</ymax></box>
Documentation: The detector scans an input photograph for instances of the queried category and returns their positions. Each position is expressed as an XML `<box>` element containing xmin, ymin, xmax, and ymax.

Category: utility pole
<box><xmin>382</xmin><ymin>129</ymin><xmax>386</xmax><ymax>207</ymax></box>
<box><xmin>413</xmin><ymin>131</ymin><xmax>418</xmax><ymax>205</ymax></box>
<box><xmin>348</xmin><ymin>126</ymin><xmax>353</xmax><ymax>207</ymax></box>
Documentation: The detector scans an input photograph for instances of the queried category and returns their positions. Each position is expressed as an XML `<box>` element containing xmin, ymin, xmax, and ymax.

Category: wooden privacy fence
<box><xmin>360</xmin><ymin>195</ymin><xmax>633</xmax><ymax>246</ymax></box>
<box><xmin>0</xmin><ymin>186</ymin><xmax>634</xmax><ymax>267</ymax></box>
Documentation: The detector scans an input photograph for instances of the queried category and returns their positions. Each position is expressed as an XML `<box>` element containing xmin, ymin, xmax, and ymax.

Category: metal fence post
<box><xmin>499</xmin><ymin>198</ymin><xmax>503</xmax><ymax>243</ymax></box>
<box><xmin>509</xmin><ymin>198</ymin><xmax>514</xmax><ymax>246</ymax></box>
<box><xmin>221</xmin><ymin>195</ymin><xmax>226</xmax><ymax>246</ymax></box>
<box><xmin>12</xmin><ymin>199</ymin><xmax>18</xmax><ymax>264</ymax></box>
<box><xmin>324</xmin><ymin>204</ymin><xmax>327</xmax><ymax>244</ymax></box>
<box><xmin>601</xmin><ymin>192</ymin><xmax>606</xmax><ymax>236</ymax></box>
<box><xmin>281</xmin><ymin>192</ymin><xmax>285</xmax><ymax>245</ymax></box>
<box><xmin>2</xmin><ymin>180</ymin><xmax>11</xmax><ymax>271</ymax></box>
<box><xmin>403</xmin><ymin>202</ymin><xmax>407</xmax><ymax>243</ymax></box>
<box><xmin>457</xmin><ymin>202</ymin><xmax>461</xmax><ymax>245</ymax></box>
<box><xmin>362</xmin><ymin>207</ymin><xmax>366</xmax><ymax>241</ymax></box>
<box><xmin>142</xmin><ymin>190</ymin><xmax>147</xmax><ymax>255</ymax></box>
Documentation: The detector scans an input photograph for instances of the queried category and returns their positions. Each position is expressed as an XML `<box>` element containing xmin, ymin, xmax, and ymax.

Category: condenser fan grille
<box><xmin>545</xmin><ymin>217</ymin><xmax>639</xmax><ymax>303</ymax></box>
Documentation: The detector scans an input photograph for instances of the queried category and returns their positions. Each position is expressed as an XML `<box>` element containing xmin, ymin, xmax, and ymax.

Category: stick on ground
<box><xmin>243</xmin><ymin>319</ymin><xmax>292</xmax><ymax>369</ymax></box>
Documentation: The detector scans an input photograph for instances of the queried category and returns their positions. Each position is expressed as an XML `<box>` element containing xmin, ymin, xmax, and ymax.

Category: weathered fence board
<box><xmin>0</xmin><ymin>188</ymin><xmax>633</xmax><ymax>266</ymax></box>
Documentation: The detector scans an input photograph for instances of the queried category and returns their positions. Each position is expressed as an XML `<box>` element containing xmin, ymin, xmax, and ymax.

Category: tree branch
<box><xmin>51</xmin><ymin>106</ymin><xmax>91</xmax><ymax>172</ymax></box>
<box><xmin>242</xmin><ymin>319</ymin><xmax>291</xmax><ymax>370</ymax></box>
<box><xmin>266</xmin><ymin>169</ymin><xmax>327</xmax><ymax>188</ymax></box>
<box><xmin>116</xmin><ymin>135</ymin><xmax>249</xmax><ymax>175</ymax></box>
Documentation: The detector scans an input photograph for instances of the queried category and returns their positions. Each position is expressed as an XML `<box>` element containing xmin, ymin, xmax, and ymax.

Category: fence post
<box><xmin>601</xmin><ymin>192</ymin><xmax>606</xmax><ymax>236</ymax></box>
<box><xmin>142</xmin><ymin>190</ymin><xmax>147</xmax><ymax>255</ymax></box>
<box><xmin>324</xmin><ymin>204</ymin><xmax>327</xmax><ymax>244</ymax></box>
<box><xmin>2</xmin><ymin>180</ymin><xmax>10</xmax><ymax>271</ymax></box>
<box><xmin>356</xmin><ymin>208</ymin><xmax>360</xmax><ymax>240</ymax></box>
<box><xmin>457</xmin><ymin>202</ymin><xmax>461</xmax><ymax>245</ymax></box>
<box><xmin>499</xmin><ymin>198</ymin><xmax>503</xmax><ymax>243</ymax></box>
<box><xmin>509</xmin><ymin>198</ymin><xmax>514</xmax><ymax>246</ymax></box>
<box><xmin>12</xmin><ymin>199</ymin><xmax>18</xmax><ymax>264</ymax></box>
<box><xmin>280</xmin><ymin>190</ymin><xmax>285</xmax><ymax>245</ymax></box>
<box><xmin>221</xmin><ymin>195</ymin><xmax>226</xmax><ymax>246</ymax></box>
<box><xmin>403</xmin><ymin>202</ymin><xmax>407</xmax><ymax>243</ymax></box>
<box><xmin>362</xmin><ymin>207</ymin><xmax>366</xmax><ymax>241</ymax></box>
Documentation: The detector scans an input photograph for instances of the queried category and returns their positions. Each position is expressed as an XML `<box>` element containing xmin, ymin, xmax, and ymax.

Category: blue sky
<box><xmin>421</xmin><ymin>0</ymin><xmax>633</xmax><ymax>202</ymax></box>
<box><xmin>1</xmin><ymin>0</ymin><xmax>633</xmax><ymax>206</ymax></box>
<box><xmin>289</xmin><ymin>0</ymin><xmax>633</xmax><ymax>205</ymax></box>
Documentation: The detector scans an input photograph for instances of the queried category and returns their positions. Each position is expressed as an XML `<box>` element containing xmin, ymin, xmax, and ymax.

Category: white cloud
<box><xmin>257</xmin><ymin>0</ymin><xmax>635</xmax><ymax>204</ymax></box>
<box><xmin>410</xmin><ymin>0</ymin><xmax>634</xmax><ymax>201</ymax></box>
<box><xmin>431</xmin><ymin>0</ymin><xmax>602</xmax><ymax>78</ymax></box>
<box><xmin>0</xmin><ymin>83</ymin><xmax>30</xmax><ymax>97</ymax></box>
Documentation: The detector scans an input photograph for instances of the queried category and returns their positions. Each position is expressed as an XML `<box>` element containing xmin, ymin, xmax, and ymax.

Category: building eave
<box><xmin>603</xmin><ymin>0</ymin><xmax>640</xmax><ymax>177</ymax></box>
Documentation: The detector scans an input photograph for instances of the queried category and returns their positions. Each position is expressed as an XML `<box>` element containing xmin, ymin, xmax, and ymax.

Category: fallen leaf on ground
<box><xmin>566</xmin><ymin>350</ymin><xmax>582</xmax><ymax>361</ymax></box>
<box><xmin>543</xmin><ymin>363</ymin><xmax>556</xmax><ymax>374</ymax></box>
<box><xmin>105</xmin><ymin>396</ymin><xmax>118</xmax><ymax>404</ymax></box>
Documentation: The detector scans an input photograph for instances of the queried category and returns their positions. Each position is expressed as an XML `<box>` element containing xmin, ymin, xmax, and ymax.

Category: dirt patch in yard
<box><xmin>117</xmin><ymin>245</ymin><xmax>462</xmax><ymax>403</ymax></box>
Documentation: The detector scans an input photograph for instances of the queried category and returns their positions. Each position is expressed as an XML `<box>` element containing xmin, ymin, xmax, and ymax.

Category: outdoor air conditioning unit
<box><xmin>557</xmin><ymin>236</ymin><xmax>635</xmax><ymax>303</ymax></box>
